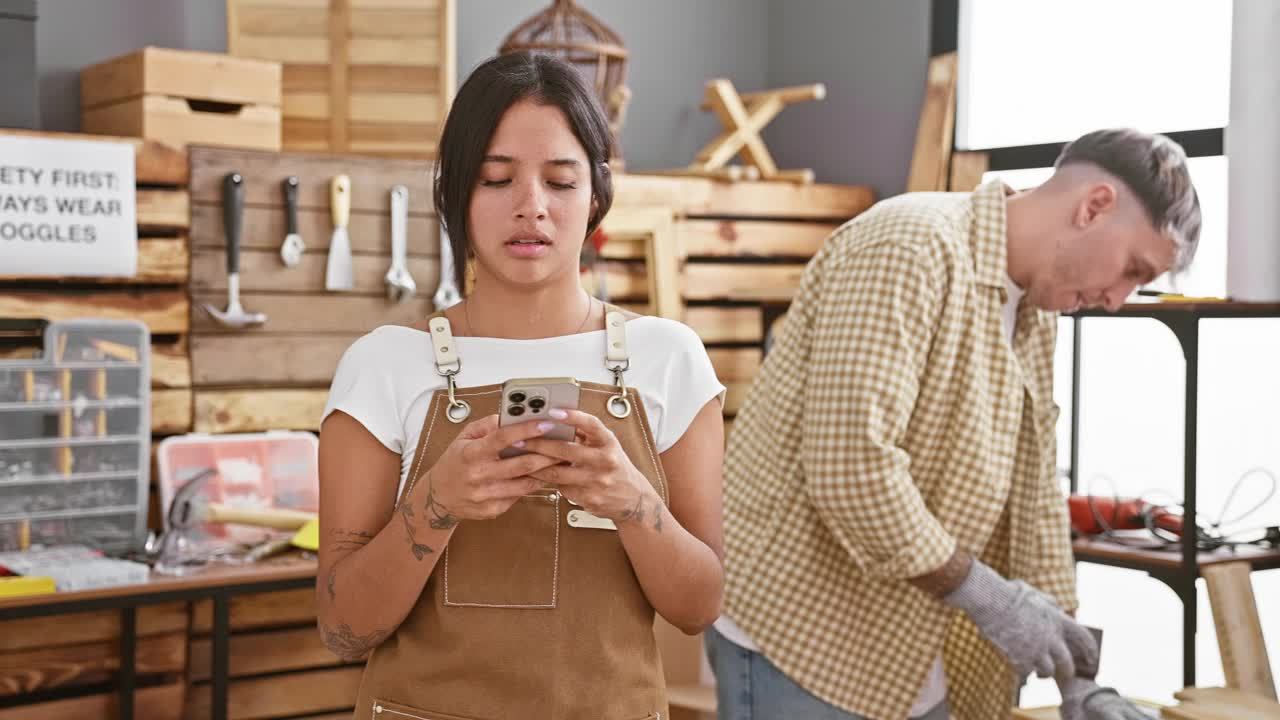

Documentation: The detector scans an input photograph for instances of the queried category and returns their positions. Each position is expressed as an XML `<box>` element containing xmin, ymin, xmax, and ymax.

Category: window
<box><xmin>956</xmin><ymin>0</ymin><xmax>1280</xmax><ymax>707</ymax></box>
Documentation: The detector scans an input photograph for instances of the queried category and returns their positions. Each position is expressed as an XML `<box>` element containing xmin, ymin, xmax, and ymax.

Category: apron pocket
<box><xmin>372</xmin><ymin>699</ymin><xmax>479</xmax><ymax>720</ymax></box>
<box><xmin>443</xmin><ymin>492</ymin><xmax>560</xmax><ymax>608</ymax></box>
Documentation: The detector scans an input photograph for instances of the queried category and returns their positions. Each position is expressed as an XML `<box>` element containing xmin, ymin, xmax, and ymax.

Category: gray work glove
<box><xmin>1059</xmin><ymin>678</ymin><xmax>1150</xmax><ymax>720</ymax></box>
<box><xmin>942</xmin><ymin>559</ymin><xmax>1099</xmax><ymax>680</ymax></box>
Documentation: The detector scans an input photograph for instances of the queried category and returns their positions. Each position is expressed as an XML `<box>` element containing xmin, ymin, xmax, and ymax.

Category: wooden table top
<box><xmin>1073</xmin><ymin>537</ymin><xmax>1280</xmax><ymax>572</ymax></box>
<box><xmin>0</xmin><ymin>554</ymin><xmax>316</xmax><ymax>612</ymax></box>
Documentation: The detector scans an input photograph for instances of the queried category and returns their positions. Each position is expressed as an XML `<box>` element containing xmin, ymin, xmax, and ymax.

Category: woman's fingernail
<box><xmin>537</xmin><ymin>421</ymin><xmax>555</xmax><ymax>433</ymax></box>
<box><xmin>512</xmin><ymin>440</ymin><xmax>526</xmax><ymax>448</ymax></box>
<box><xmin>549</xmin><ymin>409</ymin><xmax>568</xmax><ymax>420</ymax></box>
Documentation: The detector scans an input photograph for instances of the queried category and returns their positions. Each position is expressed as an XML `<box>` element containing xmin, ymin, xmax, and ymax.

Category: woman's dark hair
<box><xmin>434</xmin><ymin>51</ymin><xmax>615</xmax><ymax>290</ymax></box>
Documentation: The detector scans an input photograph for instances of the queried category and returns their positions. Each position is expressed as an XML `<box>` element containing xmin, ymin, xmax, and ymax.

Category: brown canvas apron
<box><xmin>352</xmin><ymin>308</ymin><xmax>671</xmax><ymax>720</ymax></box>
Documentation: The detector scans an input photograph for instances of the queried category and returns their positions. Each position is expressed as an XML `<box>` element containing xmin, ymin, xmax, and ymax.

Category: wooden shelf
<box><xmin>1073</xmin><ymin>537</ymin><xmax>1280</xmax><ymax>573</ymax></box>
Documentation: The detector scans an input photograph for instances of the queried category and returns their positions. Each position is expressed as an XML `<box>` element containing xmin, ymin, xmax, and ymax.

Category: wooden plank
<box><xmin>0</xmin><ymin>289</ymin><xmax>188</xmax><ymax>334</ymax></box>
<box><xmin>152</xmin><ymin>388</ymin><xmax>193</xmax><ymax>434</ymax></box>
<box><xmin>683</xmin><ymin>306</ymin><xmax>762</xmax><ymax>344</ymax></box>
<box><xmin>0</xmin><ymin>129</ymin><xmax>188</xmax><ymax>185</ymax></box>
<box><xmin>683</xmin><ymin>263</ymin><xmax>806</xmax><ymax>301</ymax></box>
<box><xmin>0</xmin><ymin>603</ymin><xmax>188</xmax><ymax>653</ymax></box>
<box><xmin>681</xmin><ymin>219</ymin><xmax>835</xmax><ymax>258</ymax></box>
<box><xmin>184</xmin><ymin>665</ymin><xmax>362</xmax><ymax>720</ymax></box>
<box><xmin>80</xmin><ymin>47</ymin><xmax>281</xmax><ymax>110</ymax></box>
<box><xmin>707</xmin><ymin>348</ymin><xmax>761</xmax><ymax>382</ymax></box>
<box><xmin>191</xmin><ymin>294</ymin><xmax>429</xmax><ymax>335</ymax></box>
<box><xmin>0</xmin><ymin>632</ymin><xmax>185</xmax><ymax>697</ymax></box>
<box><xmin>191</xmin><ymin>587</ymin><xmax>317</xmax><ymax>634</ymax></box>
<box><xmin>190</xmin><ymin>333</ymin><xmax>356</xmax><ymax>385</ymax></box>
<box><xmin>189</xmin><ymin>204</ymin><xmax>439</xmax><ymax>256</ymax></box>
<box><xmin>1169</xmin><ymin>687</ymin><xmax>1280</xmax><ymax>719</ymax></box>
<box><xmin>949</xmin><ymin>151</ymin><xmax>990</xmax><ymax>192</ymax></box>
<box><xmin>349</xmin><ymin>8</ymin><xmax>438</xmax><ymax>36</ymax></box>
<box><xmin>188</xmin><ymin>147</ymin><xmax>433</xmax><ymax>213</ymax></box>
<box><xmin>0</xmin><ymin>236</ymin><xmax>189</xmax><ymax>284</ymax></box>
<box><xmin>701</xmin><ymin>181</ymin><xmax>874</xmax><ymax>220</ymax></box>
<box><xmin>282</xmin><ymin>65</ymin><xmax>330</xmax><ymax>93</ymax></box>
<box><xmin>906</xmin><ymin>52</ymin><xmax>958</xmax><ymax>193</ymax></box>
<box><xmin>137</xmin><ymin>189</ymin><xmax>190</xmax><ymax>232</ymax></box>
<box><xmin>190</xmin><ymin>248</ymin><xmax>438</xmax><ymax>295</ymax></box>
<box><xmin>189</xmin><ymin>626</ymin><xmax>346</xmax><ymax>682</ymax></box>
<box><xmin>331</xmin><ymin>0</ymin><xmax>351</xmax><ymax>151</ymax></box>
<box><xmin>235</xmin><ymin>34</ymin><xmax>329</xmax><ymax>64</ymax></box>
<box><xmin>349</xmin><ymin>37</ymin><xmax>439</xmax><ymax>66</ymax></box>
<box><xmin>151</xmin><ymin>338</ymin><xmax>191</xmax><ymax>389</ymax></box>
<box><xmin>350</xmin><ymin>65</ymin><xmax>440</xmax><ymax>94</ymax></box>
<box><xmin>349</xmin><ymin>93</ymin><xmax>440</xmax><ymax>123</ymax></box>
<box><xmin>1203</xmin><ymin>562</ymin><xmax>1277</xmax><ymax>699</ymax></box>
<box><xmin>194</xmin><ymin>389</ymin><xmax>328</xmax><ymax>433</ymax></box>
<box><xmin>581</xmin><ymin>261</ymin><xmax>648</xmax><ymax>302</ymax></box>
<box><xmin>236</xmin><ymin>6</ymin><xmax>331</xmax><ymax>35</ymax></box>
<box><xmin>0</xmin><ymin>681</ymin><xmax>184</xmax><ymax>720</ymax></box>
<box><xmin>723</xmin><ymin>382</ymin><xmax>749</xmax><ymax>415</ymax></box>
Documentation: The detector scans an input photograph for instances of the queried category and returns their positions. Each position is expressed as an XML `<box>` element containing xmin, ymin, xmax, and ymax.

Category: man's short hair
<box><xmin>1055</xmin><ymin>128</ymin><xmax>1202</xmax><ymax>273</ymax></box>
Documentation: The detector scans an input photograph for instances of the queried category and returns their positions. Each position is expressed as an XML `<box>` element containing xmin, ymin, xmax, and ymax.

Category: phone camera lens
<box><xmin>509</xmin><ymin>405</ymin><xmax>525</xmax><ymax>416</ymax></box>
<box><xmin>509</xmin><ymin>392</ymin><xmax>526</xmax><ymax>403</ymax></box>
<box><xmin>528</xmin><ymin>397</ymin><xmax>546</xmax><ymax>410</ymax></box>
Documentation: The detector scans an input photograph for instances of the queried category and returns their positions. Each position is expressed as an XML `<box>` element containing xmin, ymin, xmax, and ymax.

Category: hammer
<box><xmin>203</xmin><ymin>172</ymin><xmax>267</xmax><ymax>328</ymax></box>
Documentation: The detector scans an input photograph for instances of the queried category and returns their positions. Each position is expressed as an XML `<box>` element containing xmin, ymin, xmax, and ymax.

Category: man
<box><xmin>712</xmin><ymin>128</ymin><xmax>1201</xmax><ymax>720</ymax></box>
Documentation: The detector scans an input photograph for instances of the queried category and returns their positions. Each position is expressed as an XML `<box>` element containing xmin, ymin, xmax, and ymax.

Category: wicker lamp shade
<box><xmin>499</xmin><ymin>0</ymin><xmax>631</xmax><ymax>164</ymax></box>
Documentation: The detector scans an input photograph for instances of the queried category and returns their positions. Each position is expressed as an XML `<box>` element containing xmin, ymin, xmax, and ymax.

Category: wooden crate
<box><xmin>227</xmin><ymin>0</ymin><xmax>456</xmax><ymax>159</ymax></box>
<box><xmin>81</xmin><ymin>47</ymin><xmax>282</xmax><ymax>151</ymax></box>
<box><xmin>187</xmin><ymin>146</ymin><xmax>439</xmax><ymax>433</ymax></box>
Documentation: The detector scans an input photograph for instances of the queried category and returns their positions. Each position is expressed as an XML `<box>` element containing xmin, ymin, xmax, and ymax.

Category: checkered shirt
<box><xmin>722</xmin><ymin>180</ymin><xmax>1077</xmax><ymax>720</ymax></box>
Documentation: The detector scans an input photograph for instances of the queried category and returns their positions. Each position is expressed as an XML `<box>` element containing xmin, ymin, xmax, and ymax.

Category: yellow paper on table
<box><xmin>0</xmin><ymin>575</ymin><xmax>57</xmax><ymax>598</ymax></box>
<box><xmin>291</xmin><ymin>518</ymin><xmax>320</xmax><ymax>551</ymax></box>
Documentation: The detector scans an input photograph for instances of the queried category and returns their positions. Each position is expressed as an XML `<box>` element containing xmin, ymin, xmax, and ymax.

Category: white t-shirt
<box><xmin>712</xmin><ymin>279</ymin><xmax>1027</xmax><ymax>716</ymax></box>
<box><xmin>321</xmin><ymin>316</ymin><xmax>726</xmax><ymax>500</ymax></box>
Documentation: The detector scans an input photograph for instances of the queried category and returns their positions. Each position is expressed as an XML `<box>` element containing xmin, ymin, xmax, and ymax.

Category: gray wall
<box><xmin>27</xmin><ymin>0</ymin><xmax>928</xmax><ymax>198</ymax></box>
<box><xmin>455</xmin><ymin>0</ymin><xmax>770</xmax><ymax>175</ymax></box>
<box><xmin>765</xmin><ymin>0</ymin><xmax>930</xmax><ymax>196</ymax></box>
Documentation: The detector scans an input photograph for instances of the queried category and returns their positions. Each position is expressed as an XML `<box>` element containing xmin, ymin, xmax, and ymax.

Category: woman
<box><xmin>317</xmin><ymin>51</ymin><xmax>725</xmax><ymax>720</ymax></box>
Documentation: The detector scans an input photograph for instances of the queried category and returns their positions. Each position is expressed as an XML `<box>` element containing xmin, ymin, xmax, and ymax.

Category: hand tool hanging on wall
<box><xmin>324</xmin><ymin>174</ymin><xmax>354</xmax><ymax>291</ymax></box>
<box><xmin>384</xmin><ymin>184</ymin><xmax>416</xmax><ymax>302</ymax></box>
<box><xmin>280</xmin><ymin>175</ymin><xmax>304</xmax><ymax>267</ymax></box>
<box><xmin>202</xmin><ymin>172</ymin><xmax>267</xmax><ymax>328</ymax></box>
<box><xmin>433</xmin><ymin>221</ymin><xmax>462</xmax><ymax>310</ymax></box>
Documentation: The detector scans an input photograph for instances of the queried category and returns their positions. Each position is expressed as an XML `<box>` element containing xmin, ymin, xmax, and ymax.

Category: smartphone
<box><xmin>498</xmin><ymin>377</ymin><xmax>581</xmax><ymax>458</ymax></box>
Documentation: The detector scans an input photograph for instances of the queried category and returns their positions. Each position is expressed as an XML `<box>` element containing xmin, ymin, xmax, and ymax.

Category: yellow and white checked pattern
<box><xmin>723</xmin><ymin>180</ymin><xmax>1077</xmax><ymax>720</ymax></box>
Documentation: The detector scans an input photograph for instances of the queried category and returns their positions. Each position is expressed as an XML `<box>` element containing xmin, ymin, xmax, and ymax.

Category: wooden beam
<box><xmin>190</xmin><ymin>294</ymin><xmax>430</xmax><ymax>335</ymax></box>
<box><xmin>680</xmin><ymin>220</ymin><xmax>835</xmax><ymax>258</ymax></box>
<box><xmin>137</xmin><ymin>189</ymin><xmax>191</xmax><ymax>233</ymax></box>
<box><xmin>194</xmin><ymin>389</ymin><xmax>329</xmax><ymax>433</ymax></box>
<box><xmin>1203</xmin><ymin>562</ymin><xmax>1277</xmax><ymax>699</ymax></box>
<box><xmin>191</xmin><ymin>588</ymin><xmax>317</xmax><ymax>634</ymax></box>
<box><xmin>183</xmin><ymin>666</ymin><xmax>362</xmax><ymax>720</ymax></box>
<box><xmin>683</xmin><ymin>306</ymin><xmax>762</xmax><ymax>344</ymax></box>
<box><xmin>190</xmin><ymin>334</ymin><xmax>356</xmax><ymax>386</ymax></box>
<box><xmin>906</xmin><ymin>51</ymin><xmax>958</xmax><ymax>193</ymax></box>
<box><xmin>0</xmin><ymin>681</ymin><xmax>184</xmax><ymax>720</ymax></box>
<box><xmin>701</xmin><ymin>181</ymin><xmax>874</xmax><ymax>221</ymax></box>
<box><xmin>0</xmin><ymin>603</ymin><xmax>188</xmax><ymax>654</ymax></box>
<box><xmin>683</xmin><ymin>263</ymin><xmax>806</xmax><ymax>302</ymax></box>
<box><xmin>949</xmin><ymin>151</ymin><xmax>990</xmax><ymax>192</ymax></box>
<box><xmin>152</xmin><ymin>388</ymin><xmax>193</xmax><ymax>434</ymax></box>
<box><xmin>0</xmin><ymin>289</ymin><xmax>188</xmax><ymax>334</ymax></box>
<box><xmin>0</xmin><ymin>632</ymin><xmax>185</xmax><ymax>697</ymax></box>
<box><xmin>189</xmin><ymin>627</ymin><xmax>350</xmax><ymax>682</ymax></box>
<box><xmin>151</xmin><ymin>338</ymin><xmax>191</xmax><ymax>389</ymax></box>
<box><xmin>0</xmin><ymin>129</ymin><xmax>188</xmax><ymax>185</ymax></box>
<box><xmin>188</xmin><ymin>146</ymin><xmax>434</xmax><ymax>213</ymax></box>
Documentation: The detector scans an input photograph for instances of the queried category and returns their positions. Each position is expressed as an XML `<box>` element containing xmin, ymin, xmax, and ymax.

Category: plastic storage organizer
<box><xmin>0</xmin><ymin>319</ymin><xmax>150</xmax><ymax>554</ymax></box>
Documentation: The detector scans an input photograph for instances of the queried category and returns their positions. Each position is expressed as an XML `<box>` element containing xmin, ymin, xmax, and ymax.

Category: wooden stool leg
<box><xmin>1203</xmin><ymin>561</ymin><xmax>1277</xmax><ymax>700</ymax></box>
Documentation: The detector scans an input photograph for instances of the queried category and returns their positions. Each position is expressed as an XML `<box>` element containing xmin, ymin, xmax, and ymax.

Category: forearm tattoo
<box><xmin>424</xmin><ymin>481</ymin><xmax>458</xmax><ymax>530</ymax></box>
<box><xmin>319</xmin><ymin>620</ymin><xmax>390</xmax><ymax>662</ymax></box>
<box><xmin>618</xmin><ymin>494</ymin><xmax>666</xmax><ymax>534</ymax></box>
<box><xmin>328</xmin><ymin>528</ymin><xmax>375</xmax><ymax>553</ymax></box>
<box><xmin>398</xmin><ymin>503</ymin><xmax>434</xmax><ymax>561</ymax></box>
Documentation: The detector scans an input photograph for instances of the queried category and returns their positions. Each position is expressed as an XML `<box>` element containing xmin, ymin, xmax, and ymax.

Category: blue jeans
<box><xmin>705</xmin><ymin>626</ymin><xmax>950</xmax><ymax>720</ymax></box>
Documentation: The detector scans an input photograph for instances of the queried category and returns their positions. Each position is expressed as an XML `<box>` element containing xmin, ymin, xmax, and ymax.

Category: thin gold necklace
<box><xmin>464</xmin><ymin>290</ymin><xmax>595</xmax><ymax>338</ymax></box>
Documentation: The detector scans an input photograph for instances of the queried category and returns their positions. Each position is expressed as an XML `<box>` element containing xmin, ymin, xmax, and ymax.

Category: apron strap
<box><xmin>601</xmin><ymin>303</ymin><xmax>633</xmax><ymax>419</ymax></box>
<box><xmin>425</xmin><ymin>313</ymin><xmax>470</xmax><ymax>423</ymax></box>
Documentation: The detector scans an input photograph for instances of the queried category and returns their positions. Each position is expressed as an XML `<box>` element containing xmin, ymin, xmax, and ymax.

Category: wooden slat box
<box><xmin>81</xmin><ymin>47</ymin><xmax>282</xmax><ymax>151</ymax></box>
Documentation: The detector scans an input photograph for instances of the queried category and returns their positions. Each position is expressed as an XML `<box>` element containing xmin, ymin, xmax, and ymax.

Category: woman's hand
<box><xmin>420</xmin><ymin>414</ymin><xmax>564</xmax><ymax>525</ymax></box>
<box><xmin>520</xmin><ymin>408</ymin><xmax>659</xmax><ymax>523</ymax></box>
